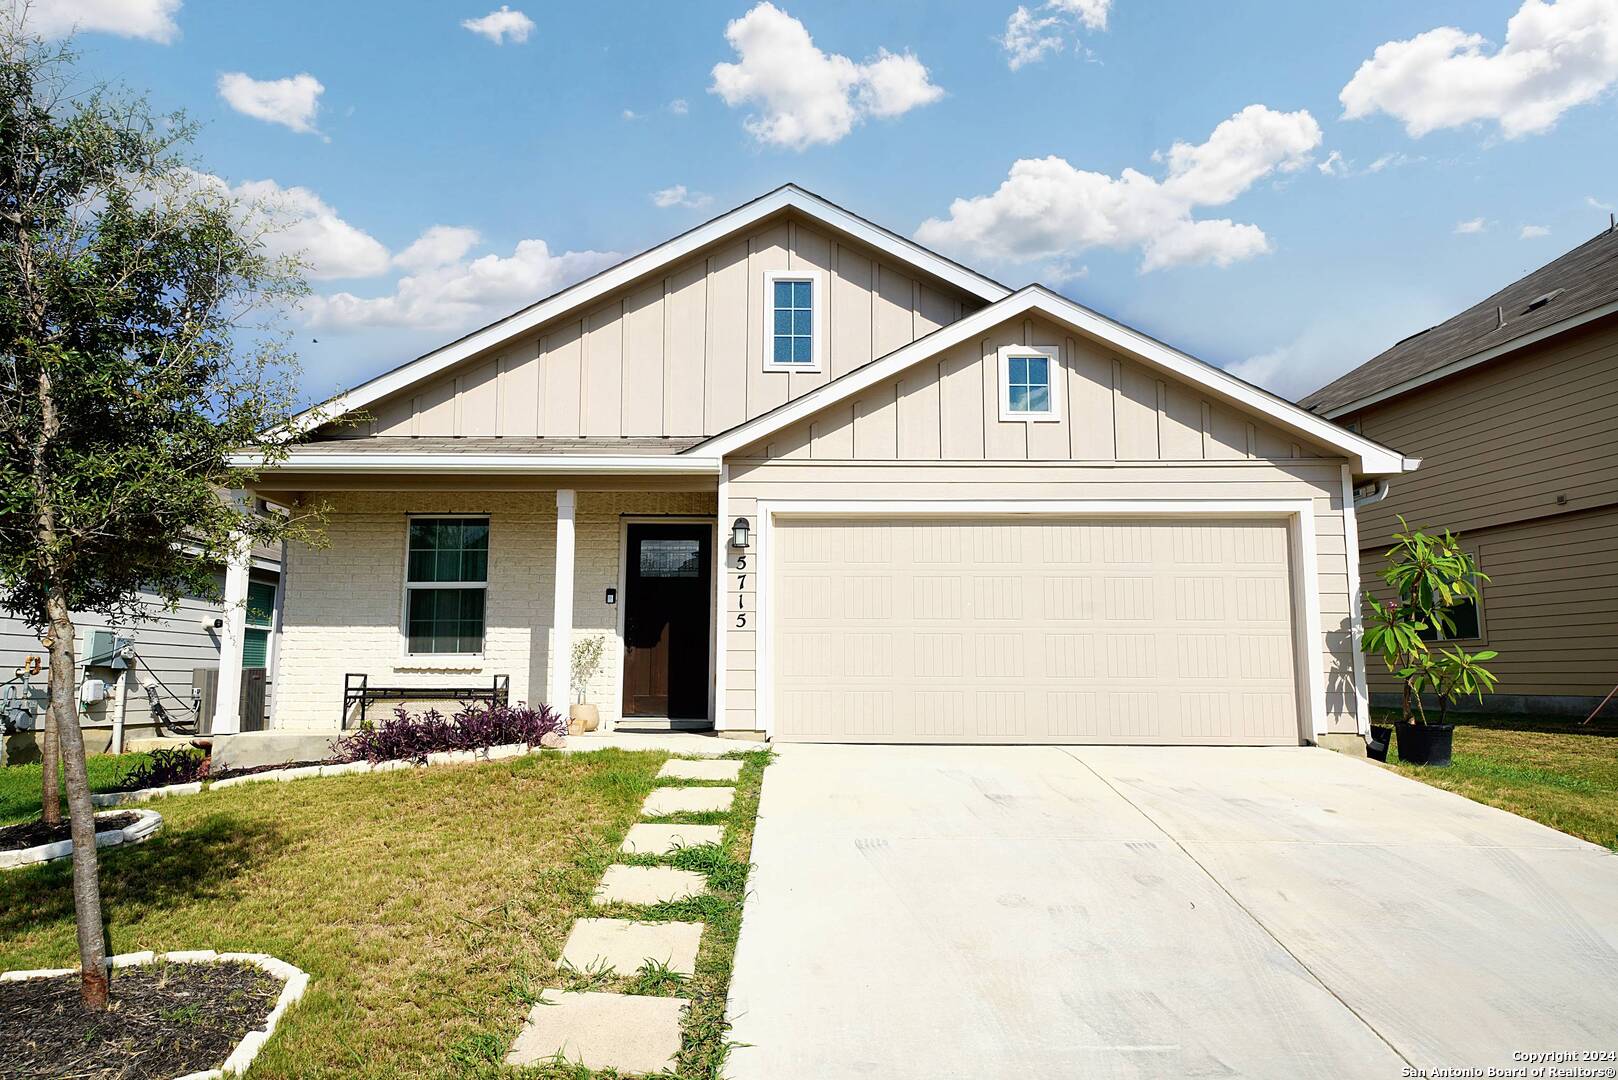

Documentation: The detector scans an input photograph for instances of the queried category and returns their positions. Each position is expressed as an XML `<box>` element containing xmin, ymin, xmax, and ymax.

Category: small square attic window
<box><xmin>997</xmin><ymin>344</ymin><xmax>1062</xmax><ymax>422</ymax></box>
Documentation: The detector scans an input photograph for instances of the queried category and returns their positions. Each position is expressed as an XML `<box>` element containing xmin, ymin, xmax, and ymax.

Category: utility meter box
<box><xmin>85</xmin><ymin>629</ymin><xmax>131</xmax><ymax>668</ymax></box>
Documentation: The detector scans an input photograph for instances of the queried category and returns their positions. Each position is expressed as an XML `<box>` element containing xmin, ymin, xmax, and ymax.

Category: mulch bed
<box><xmin>0</xmin><ymin>812</ymin><xmax>138</xmax><ymax>853</ymax></box>
<box><xmin>0</xmin><ymin>961</ymin><xmax>281</xmax><ymax>1079</ymax></box>
<box><xmin>205</xmin><ymin>758</ymin><xmax>333</xmax><ymax>783</ymax></box>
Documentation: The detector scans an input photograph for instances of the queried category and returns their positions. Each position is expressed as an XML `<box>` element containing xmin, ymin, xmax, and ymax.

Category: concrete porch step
<box><xmin>613</xmin><ymin>718</ymin><xmax>714</xmax><ymax>734</ymax></box>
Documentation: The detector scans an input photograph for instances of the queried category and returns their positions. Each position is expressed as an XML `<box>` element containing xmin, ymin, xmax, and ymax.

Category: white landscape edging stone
<box><xmin>79</xmin><ymin>739</ymin><xmax>564</xmax><ymax>805</ymax></box>
<box><xmin>2</xmin><ymin>950</ymin><xmax>310</xmax><ymax>1080</ymax></box>
<box><xmin>92</xmin><ymin>782</ymin><xmax>203</xmax><ymax>807</ymax></box>
<box><xmin>0</xmin><ymin>808</ymin><xmax>163</xmax><ymax>870</ymax></box>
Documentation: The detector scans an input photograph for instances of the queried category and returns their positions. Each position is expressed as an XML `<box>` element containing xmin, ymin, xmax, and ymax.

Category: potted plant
<box><xmin>568</xmin><ymin>636</ymin><xmax>606</xmax><ymax>735</ymax></box>
<box><xmin>1362</xmin><ymin>518</ymin><xmax>1497</xmax><ymax>766</ymax></box>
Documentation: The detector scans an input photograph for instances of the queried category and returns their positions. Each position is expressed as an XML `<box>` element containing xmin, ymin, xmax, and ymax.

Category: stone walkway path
<box><xmin>505</xmin><ymin>756</ymin><xmax>743</xmax><ymax>1074</ymax></box>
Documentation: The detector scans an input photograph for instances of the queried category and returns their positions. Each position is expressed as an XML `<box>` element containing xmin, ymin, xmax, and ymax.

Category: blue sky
<box><xmin>26</xmin><ymin>0</ymin><xmax>1618</xmax><ymax>403</ymax></box>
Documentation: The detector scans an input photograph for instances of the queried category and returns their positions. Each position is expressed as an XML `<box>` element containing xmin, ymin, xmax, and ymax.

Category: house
<box><xmin>1301</xmin><ymin>224</ymin><xmax>1618</xmax><ymax>718</ymax></box>
<box><xmin>236</xmin><ymin>185</ymin><xmax>1412</xmax><ymax>749</ymax></box>
<box><xmin>1</xmin><ymin>542</ymin><xmax>281</xmax><ymax>760</ymax></box>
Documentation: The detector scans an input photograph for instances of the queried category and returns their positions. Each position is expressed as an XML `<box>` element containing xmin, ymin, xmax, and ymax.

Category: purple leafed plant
<box><xmin>333</xmin><ymin>702</ymin><xmax>567</xmax><ymax>764</ymax></box>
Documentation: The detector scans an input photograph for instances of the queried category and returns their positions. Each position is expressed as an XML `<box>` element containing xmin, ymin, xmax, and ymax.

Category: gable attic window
<box><xmin>763</xmin><ymin>269</ymin><xmax>825</xmax><ymax>372</ymax></box>
<box><xmin>997</xmin><ymin>344</ymin><xmax>1062</xmax><ymax>422</ymax></box>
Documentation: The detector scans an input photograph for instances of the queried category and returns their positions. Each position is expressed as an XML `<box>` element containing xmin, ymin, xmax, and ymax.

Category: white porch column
<box><xmin>548</xmin><ymin>489</ymin><xmax>577</xmax><ymax>708</ymax></box>
<box><xmin>212</xmin><ymin>537</ymin><xmax>250</xmax><ymax>735</ymax></box>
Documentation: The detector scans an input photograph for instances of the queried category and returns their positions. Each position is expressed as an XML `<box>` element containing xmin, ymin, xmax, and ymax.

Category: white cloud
<box><xmin>304</xmin><ymin>239</ymin><xmax>620</xmax><ymax>331</ymax></box>
<box><xmin>167</xmin><ymin>172</ymin><xmax>389</xmax><ymax>279</ymax></box>
<box><xmin>1454</xmin><ymin>217</ymin><xmax>1488</xmax><ymax>234</ymax></box>
<box><xmin>709</xmin><ymin>2</ymin><xmax>943</xmax><ymax>149</ymax></box>
<box><xmin>393</xmin><ymin>225</ymin><xmax>481</xmax><ymax>271</ymax></box>
<box><xmin>1588</xmin><ymin>194</ymin><xmax>1615</xmax><ymax>211</ymax></box>
<box><xmin>217</xmin><ymin>72</ymin><xmax>324</xmax><ymax>135</ymax></box>
<box><xmin>20</xmin><ymin>0</ymin><xmax>181</xmax><ymax>42</ymax></box>
<box><xmin>668</xmin><ymin>98</ymin><xmax>690</xmax><ymax>115</ymax></box>
<box><xmin>1316</xmin><ymin>150</ymin><xmax>1347</xmax><ymax>175</ymax></box>
<box><xmin>1001</xmin><ymin>0</ymin><xmax>1110</xmax><ymax>69</ymax></box>
<box><xmin>461</xmin><ymin>5</ymin><xmax>534</xmax><ymax>44</ymax></box>
<box><xmin>621</xmin><ymin>108</ymin><xmax>642</xmax><ymax>121</ymax></box>
<box><xmin>915</xmin><ymin>104</ymin><xmax>1321</xmax><ymax>272</ymax></box>
<box><xmin>1366</xmin><ymin>151</ymin><xmax>1417</xmax><ymax>172</ymax></box>
<box><xmin>1048</xmin><ymin>0</ymin><xmax>1111</xmax><ymax>30</ymax></box>
<box><xmin>1001</xmin><ymin>7</ymin><xmax>1065</xmax><ymax>70</ymax></box>
<box><xmin>1520</xmin><ymin>224</ymin><xmax>1551</xmax><ymax>238</ymax></box>
<box><xmin>1340</xmin><ymin>0</ymin><xmax>1618</xmax><ymax>139</ymax></box>
<box><xmin>651</xmin><ymin>185</ymin><xmax>713</xmax><ymax>210</ymax></box>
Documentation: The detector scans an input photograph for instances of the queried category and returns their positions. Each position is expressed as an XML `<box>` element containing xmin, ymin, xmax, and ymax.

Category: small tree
<box><xmin>571</xmin><ymin>635</ymin><xmax>606</xmax><ymax>704</ymax></box>
<box><xmin>0</xmin><ymin>32</ymin><xmax>322</xmax><ymax>1007</ymax></box>
<box><xmin>1362</xmin><ymin>517</ymin><xmax>1497</xmax><ymax>725</ymax></box>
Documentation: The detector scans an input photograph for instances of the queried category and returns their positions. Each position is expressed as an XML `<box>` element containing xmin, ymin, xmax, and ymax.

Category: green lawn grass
<box><xmin>1377</xmin><ymin>711</ymin><xmax>1618</xmax><ymax>850</ymax></box>
<box><xmin>0</xmin><ymin>747</ymin><xmax>772</xmax><ymax>1078</ymax></box>
<box><xmin>0</xmin><ymin>751</ymin><xmax>149</xmax><ymax>825</ymax></box>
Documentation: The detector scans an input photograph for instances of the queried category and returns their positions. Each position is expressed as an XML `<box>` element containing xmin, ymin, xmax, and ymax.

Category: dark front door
<box><xmin>623</xmin><ymin>523</ymin><xmax>712</xmax><ymax>719</ymax></box>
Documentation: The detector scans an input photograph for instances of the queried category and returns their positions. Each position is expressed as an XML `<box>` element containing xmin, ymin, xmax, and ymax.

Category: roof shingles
<box><xmin>1300</xmin><ymin>227</ymin><xmax>1618</xmax><ymax>415</ymax></box>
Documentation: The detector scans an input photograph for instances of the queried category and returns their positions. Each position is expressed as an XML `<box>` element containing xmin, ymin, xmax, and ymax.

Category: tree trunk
<box><xmin>40</xmin><ymin>682</ymin><xmax>60</xmax><ymax>826</ymax></box>
<box><xmin>45</xmin><ymin>596</ymin><xmax>109</xmax><ymax>1009</ymax></box>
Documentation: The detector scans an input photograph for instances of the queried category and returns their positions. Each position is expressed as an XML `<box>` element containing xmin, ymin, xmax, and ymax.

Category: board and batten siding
<box><xmin>337</xmin><ymin>213</ymin><xmax>980</xmax><ymax>442</ymax></box>
<box><xmin>716</xmin><ymin>313</ymin><xmax>1357</xmax><ymax>736</ymax></box>
<box><xmin>745</xmin><ymin>317</ymin><xmax>1326</xmax><ymax>463</ymax></box>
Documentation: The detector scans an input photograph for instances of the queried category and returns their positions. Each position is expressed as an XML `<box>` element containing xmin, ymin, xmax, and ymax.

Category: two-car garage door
<box><xmin>770</xmin><ymin>517</ymin><xmax>1303</xmax><ymax>744</ymax></box>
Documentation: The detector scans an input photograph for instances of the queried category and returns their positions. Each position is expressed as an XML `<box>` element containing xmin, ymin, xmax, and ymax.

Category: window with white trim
<box><xmin>404</xmin><ymin>516</ymin><xmax>489</xmax><ymax>655</ymax></box>
<box><xmin>1417</xmin><ymin>564</ymin><xmax>1484</xmax><ymax>643</ymax></box>
<box><xmin>763</xmin><ymin>270</ymin><xmax>824</xmax><ymax>372</ymax></box>
<box><xmin>997</xmin><ymin>344</ymin><xmax>1061</xmax><ymax>422</ymax></box>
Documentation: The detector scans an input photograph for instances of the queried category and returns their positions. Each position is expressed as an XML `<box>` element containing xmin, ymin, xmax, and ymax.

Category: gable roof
<box><xmin>1300</xmin><ymin>226</ymin><xmax>1618</xmax><ymax>417</ymax></box>
<box><xmin>285</xmin><ymin>184</ymin><xmax>1011</xmax><ymax>436</ymax></box>
<box><xmin>691</xmin><ymin>286</ymin><xmax>1413</xmax><ymax>476</ymax></box>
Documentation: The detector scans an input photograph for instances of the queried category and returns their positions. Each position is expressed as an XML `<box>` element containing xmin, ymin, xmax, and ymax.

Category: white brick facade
<box><xmin>271</xmin><ymin>489</ymin><xmax>716</xmax><ymax>732</ymax></box>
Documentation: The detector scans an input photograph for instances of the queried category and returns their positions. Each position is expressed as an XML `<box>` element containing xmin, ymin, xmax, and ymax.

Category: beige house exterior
<box><xmin>241</xmin><ymin>186</ymin><xmax>1412</xmax><ymax>747</ymax></box>
<box><xmin>1302</xmin><ymin>226</ymin><xmax>1618</xmax><ymax>716</ymax></box>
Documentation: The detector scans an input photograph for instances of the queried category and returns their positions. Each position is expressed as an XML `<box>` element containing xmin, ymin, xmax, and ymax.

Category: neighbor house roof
<box><xmin>283</xmin><ymin>185</ymin><xmax>1011</xmax><ymax>437</ymax></box>
<box><xmin>691</xmin><ymin>285</ymin><xmax>1413</xmax><ymax>476</ymax></box>
<box><xmin>1300</xmin><ymin>226</ymin><xmax>1618</xmax><ymax>417</ymax></box>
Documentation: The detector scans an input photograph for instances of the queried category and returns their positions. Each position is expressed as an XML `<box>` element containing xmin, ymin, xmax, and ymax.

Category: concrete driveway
<box><xmin>726</xmin><ymin>745</ymin><xmax>1618</xmax><ymax>1080</ymax></box>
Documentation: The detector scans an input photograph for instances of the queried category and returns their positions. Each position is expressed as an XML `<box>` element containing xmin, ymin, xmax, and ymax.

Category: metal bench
<box><xmin>342</xmin><ymin>673</ymin><xmax>509</xmax><ymax>728</ymax></box>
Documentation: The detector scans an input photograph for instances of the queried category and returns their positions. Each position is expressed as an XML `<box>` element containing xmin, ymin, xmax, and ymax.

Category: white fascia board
<box><xmin>283</xmin><ymin>186</ymin><xmax>1009</xmax><ymax>437</ymax></box>
<box><xmin>230</xmin><ymin>452</ymin><xmax>721</xmax><ymax>477</ymax></box>
<box><xmin>696</xmin><ymin>287</ymin><xmax>1411</xmax><ymax>475</ymax></box>
<box><xmin>1318</xmin><ymin>297</ymin><xmax>1618</xmax><ymax>419</ymax></box>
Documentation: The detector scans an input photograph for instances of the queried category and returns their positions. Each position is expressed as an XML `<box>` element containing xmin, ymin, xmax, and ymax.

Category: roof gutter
<box><xmin>1319</xmin><ymin>297</ymin><xmax>1618</xmax><ymax>418</ymax></box>
<box><xmin>228</xmin><ymin>452</ymin><xmax>723</xmax><ymax>477</ymax></box>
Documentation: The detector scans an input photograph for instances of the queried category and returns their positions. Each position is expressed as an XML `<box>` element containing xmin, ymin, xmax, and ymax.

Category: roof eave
<box><xmin>1312</xmin><ymin>295</ymin><xmax>1618</xmax><ymax>419</ymax></box>
<box><xmin>693</xmin><ymin>287</ymin><xmax>1415</xmax><ymax>476</ymax></box>
<box><xmin>280</xmin><ymin>185</ymin><xmax>1011</xmax><ymax>439</ymax></box>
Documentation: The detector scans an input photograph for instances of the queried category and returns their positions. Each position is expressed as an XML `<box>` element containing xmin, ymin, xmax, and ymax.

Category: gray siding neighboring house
<box><xmin>1</xmin><ymin>547</ymin><xmax>281</xmax><ymax>759</ymax></box>
<box><xmin>1301</xmin><ymin>224</ymin><xmax>1618</xmax><ymax>716</ymax></box>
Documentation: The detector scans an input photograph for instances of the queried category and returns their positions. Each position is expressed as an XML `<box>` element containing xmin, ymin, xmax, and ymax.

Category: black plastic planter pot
<box><xmin>1395</xmin><ymin>723</ymin><xmax>1454</xmax><ymax>767</ymax></box>
<box><xmin>1367</xmin><ymin>725</ymin><xmax>1393</xmax><ymax>762</ymax></box>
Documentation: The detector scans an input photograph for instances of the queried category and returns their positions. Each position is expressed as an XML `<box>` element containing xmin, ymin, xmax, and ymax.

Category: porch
<box><xmin>234</xmin><ymin>443</ymin><xmax>725</xmax><ymax>736</ymax></box>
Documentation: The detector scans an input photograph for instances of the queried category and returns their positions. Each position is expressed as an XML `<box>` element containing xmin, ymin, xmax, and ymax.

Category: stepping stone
<box><xmin>561</xmin><ymin>918</ymin><xmax>703</xmax><ymax>976</ymax></box>
<box><xmin>643</xmin><ymin>786</ymin><xmax>734</xmax><ymax>816</ymax></box>
<box><xmin>506</xmin><ymin>989</ymin><xmax>686</xmax><ymax>1073</ymax></box>
<box><xmin>658</xmin><ymin>759</ymin><xmax>742</xmax><ymax>782</ymax></box>
<box><xmin>620</xmin><ymin>823</ymin><xmax>724</xmax><ymax>855</ymax></box>
<box><xmin>593</xmin><ymin>865</ymin><xmax>707</xmax><ymax>906</ymax></box>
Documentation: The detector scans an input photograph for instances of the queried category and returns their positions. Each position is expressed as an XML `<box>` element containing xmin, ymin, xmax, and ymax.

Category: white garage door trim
<box><xmin>753</xmin><ymin>499</ymin><xmax>1326</xmax><ymax>743</ymax></box>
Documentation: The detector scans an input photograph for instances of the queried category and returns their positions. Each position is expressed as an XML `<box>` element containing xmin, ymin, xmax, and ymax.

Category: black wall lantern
<box><xmin>730</xmin><ymin>516</ymin><xmax>751</xmax><ymax>549</ymax></box>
